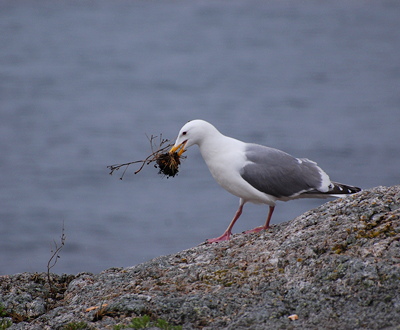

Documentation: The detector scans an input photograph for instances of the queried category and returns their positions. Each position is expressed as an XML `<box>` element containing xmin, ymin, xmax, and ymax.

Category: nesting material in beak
<box><xmin>169</xmin><ymin>141</ymin><xmax>187</xmax><ymax>156</ymax></box>
<box><xmin>108</xmin><ymin>134</ymin><xmax>185</xmax><ymax>180</ymax></box>
<box><xmin>156</xmin><ymin>152</ymin><xmax>181</xmax><ymax>177</ymax></box>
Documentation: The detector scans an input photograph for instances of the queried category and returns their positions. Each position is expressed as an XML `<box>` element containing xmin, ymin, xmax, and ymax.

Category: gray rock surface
<box><xmin>1</xmin><ymin>185</ymin><xmax>399</xmax><ymax>329</ymax></box>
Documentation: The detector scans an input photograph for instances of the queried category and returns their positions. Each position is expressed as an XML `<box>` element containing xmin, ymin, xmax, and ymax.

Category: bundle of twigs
<box><xmin>107</xmin><ymin>134</ymin><xmax>184</xmax><ymax>180</ymax></box>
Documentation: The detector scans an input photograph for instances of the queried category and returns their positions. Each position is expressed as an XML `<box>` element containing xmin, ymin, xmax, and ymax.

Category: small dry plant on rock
<box><xmin>107</xmin><ymin>134</ymin><xmax>184</xmax><ymax>180</ymax></box>
<box><xmin>46</xmin><ymin>223</ymin><xmax>66</xmax><ymax>300</ymax></box>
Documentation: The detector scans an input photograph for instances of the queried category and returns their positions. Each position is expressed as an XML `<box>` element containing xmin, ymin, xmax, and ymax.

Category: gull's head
<box><xmin>169</xmin><ymin>119</ymin><xmax>218</xmax><ymax>155</ymax></box>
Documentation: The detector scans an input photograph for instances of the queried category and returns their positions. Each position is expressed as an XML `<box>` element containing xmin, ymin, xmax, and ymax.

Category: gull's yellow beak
<box><xmin>169</xmin><ymin>141</ymin><xmax>187</xmax><ymax>156</ymax></box>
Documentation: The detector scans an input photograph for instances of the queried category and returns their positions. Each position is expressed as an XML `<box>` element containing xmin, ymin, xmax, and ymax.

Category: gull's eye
<box><xmin>182</xmin><ymin>131</ymin><xmax>187</xmax><ymax>136</ymax></box>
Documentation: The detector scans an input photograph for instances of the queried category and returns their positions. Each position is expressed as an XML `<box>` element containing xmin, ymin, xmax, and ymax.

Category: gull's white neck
<box><xmin>198</xmin><ymin>131</ymin><xmax>241</xmax><ymax>161</ymax></box>
<box><xmin>196</xmin><ymin>130</ymin><xmax>247</xmax><ymax>189</ymax></box>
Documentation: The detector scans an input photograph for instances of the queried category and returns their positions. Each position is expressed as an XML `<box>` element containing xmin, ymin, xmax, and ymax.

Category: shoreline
<box><xmin>1</xmin><ymin>185</ymin><xmax>399</xmax><ymax>329</ymax></box>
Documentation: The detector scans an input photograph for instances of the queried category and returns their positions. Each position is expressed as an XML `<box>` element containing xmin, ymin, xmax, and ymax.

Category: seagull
<box><xmin>169</xmin><ymin>120</ymin><xmax>361</xmax><ymax>243</ymax></box>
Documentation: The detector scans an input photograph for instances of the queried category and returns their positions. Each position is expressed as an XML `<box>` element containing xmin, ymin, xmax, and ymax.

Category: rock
<box><xmin>1</xmin><ymin>185</ymin><xmax>399</xmax><ymax>329</ymax></box>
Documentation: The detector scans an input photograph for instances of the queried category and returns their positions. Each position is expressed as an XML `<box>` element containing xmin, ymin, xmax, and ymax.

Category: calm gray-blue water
<box><xmin>1</xmin><ymin>1</ymin><xmax>399</xmax><ymax>275</ymax></box>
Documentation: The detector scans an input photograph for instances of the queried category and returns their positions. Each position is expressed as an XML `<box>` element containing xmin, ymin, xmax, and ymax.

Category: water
<box><xmin>1</xmin><ymin>0</ymin><xmax>399</xmax><ymax>275</ymax></box>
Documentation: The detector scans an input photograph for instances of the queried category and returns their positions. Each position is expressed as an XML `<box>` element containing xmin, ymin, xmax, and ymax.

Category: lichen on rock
<box><xmin>1</xmin><ymin>185</ymin><xmax>399</xmax><ymax>329</ymax></box>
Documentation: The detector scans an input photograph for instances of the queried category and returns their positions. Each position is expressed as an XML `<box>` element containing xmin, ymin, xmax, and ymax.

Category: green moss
<box><xmin>0</xmin><ymin>304</ymin><xmax>12</xmax><ymax>329</ymax></box>
<box><xmin>63</xmin><ymin>321</ymin><xmax>89</xmax><ymax>330</ymax></box>
<box><xmin>154</xmin><ymin>318</ymin><xmax>182</xmax><ymax>330</ymax></box>
<box><xmin>129</xmin><ymin>315</ymin><xmax>151</xmax><ymax>329</ymax></box>
<box><xmin>114</xmin><ymin>315</ymin><xmax>182</xmax><ymax>330</ymax></box>
<box><xmin>0</xmin><ymin>305</ymin><xmax>7</xmax><ymax>318</ymax></box>
<box><xmin>0</xmin><ymin>318</ymin><xmax>12</xmax><ymax>330</ymax></box>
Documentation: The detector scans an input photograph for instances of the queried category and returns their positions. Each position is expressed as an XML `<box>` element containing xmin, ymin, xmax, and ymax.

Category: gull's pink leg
<box><xmin>244</xmin><ymin>206</ymin><xmax>275</xmax><ymax>234</ymax></box>
<box><xmin>207</xmin><ymin>203</ymin><xmax>244</xmax><ymax>243</ymax></box>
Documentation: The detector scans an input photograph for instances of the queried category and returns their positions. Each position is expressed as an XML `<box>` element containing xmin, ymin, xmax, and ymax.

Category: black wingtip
<box><xmin>330</xmin><ymin>182</ymin><xmax>361</xmax><ymax>194</ymax></box>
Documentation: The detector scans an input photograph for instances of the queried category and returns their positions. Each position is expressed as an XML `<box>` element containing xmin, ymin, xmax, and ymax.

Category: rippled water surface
<box><xmin>1</xmin><ymin>0</ymin><xmax>399</xmax><ymax>274</ymax></box>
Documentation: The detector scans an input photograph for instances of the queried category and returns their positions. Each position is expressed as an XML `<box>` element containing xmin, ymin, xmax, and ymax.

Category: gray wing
<box><xmin>240</xmin><ymin>144</ymin><xmax>325</xmax><ymax>198</ymax></box>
